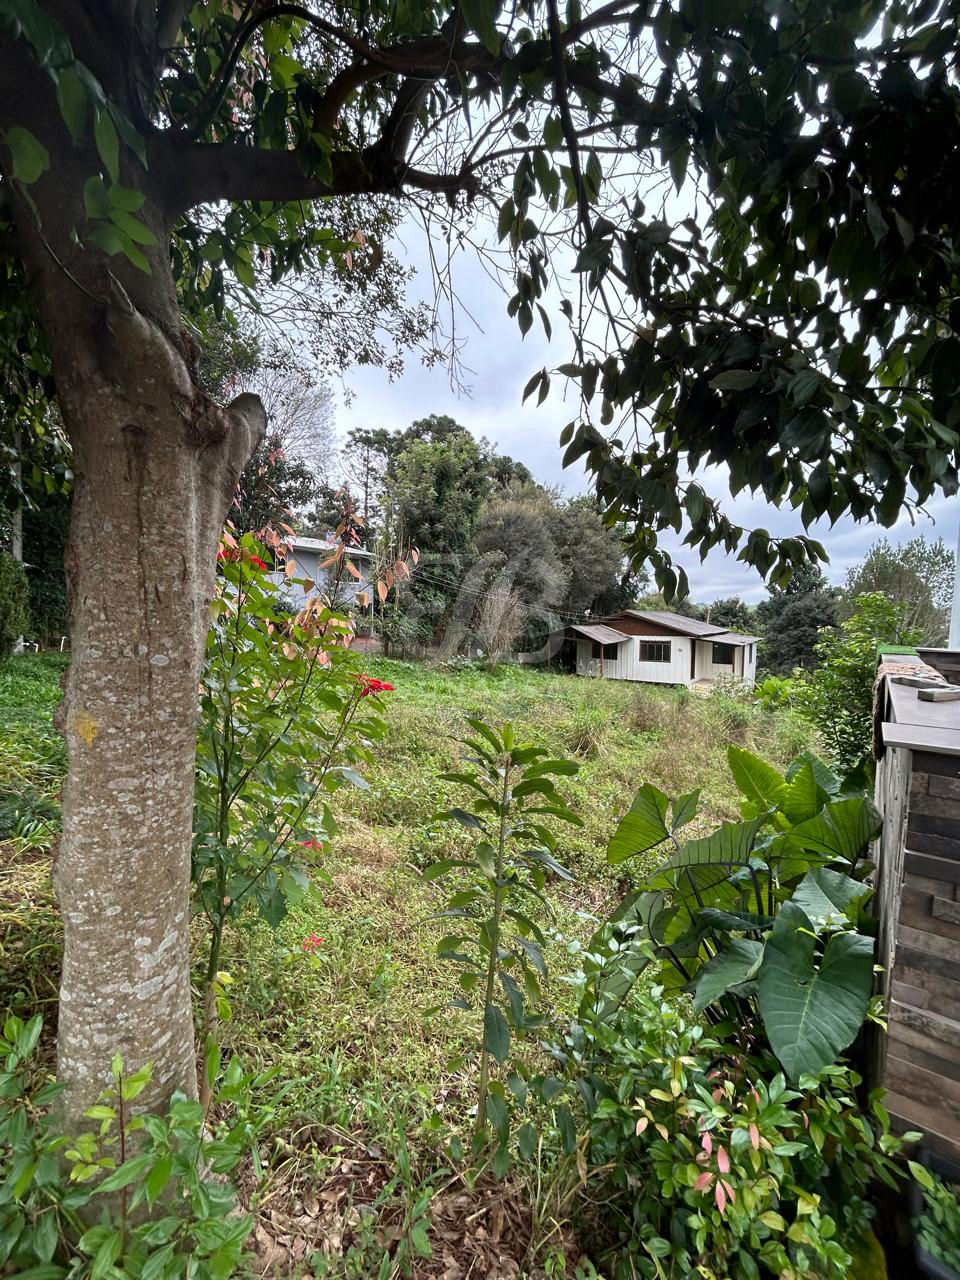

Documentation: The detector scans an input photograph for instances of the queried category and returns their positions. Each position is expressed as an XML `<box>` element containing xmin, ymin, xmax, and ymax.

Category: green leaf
<box><xmin>94</xmin><ymin>1153</ymin><xmax>153</xmax><ymax>1192</ymax></box>
<box><xmin>94</xmin><ymin>109</ymin><xmax>120</xmax><ymax>183</ymax></box>
<box><xmin>56</xmin><ymin>68</ymin><xmax>87</xmax><ymax>142</ymax></box>
<box><xmin>483</xmin><ymin>1003</ymin><xmax>510</xmax><ymax>1064</ymax></box>
<box><xmin>671</xmin><ymin>789</ymin><xmax>700</xmax><ymax>831</ymax></box>
<box><xmin>646</xmin><ymin>817</ymin><xmax>764</xmax><ymax>890</ymax></box>
<box><xmin>786</xmin><ymin>752</ymin><xmax>841</xmax><ymax>796</ymax></box>
<box><xmin>144</xmin><ymin>1153</ymin><xmax>173</xmax><ymax>1206</ymax></box>
<box><xmin>692</xmin><ymin>938</ymin><xmax>763</xmax><ymax>1013</ymax></box>
<box><xmin>908</xmin><ymin>1160</ymin><xmax>935</xmax><ymax>1192</ymax></box>
<box><xmin>109</xmin><ymin>208</ymin><xmax>156</xmax><ymax>246</ymax></box>
<box><xmin>90</xmin><ymin>1227</ymin><xmax>123</xmax><ymax>1280</ymax></box>
<box><xmin>789</xmin><ymin>797</ymin><xmax>882</xmax><ymax>866</ymax></box>
<box><xmin>446</xmin><ymin>807</ymin><xmax>486</xmax><ymax>830</ymax></box>
<box><xmin>757</xmin><ymin>902</ymin><xmax>874</xmax><ymax>1080</ymax></box>
<box><xmin>607</xmin><ymin>783</ymin><xmax>671</xmax><ymax>864</ymax></box>
<box><xmin>780</xmin><ymin>760</ymin><xmax>820</xmax><ymax>825</ymax></box>
<box><xmin>86</xmin><ymin>222</ymin><xmax>125</xmax><ymax>256</ymax></box>
<box><xmin>205</xmin><ymin>1037</ymin><xmax>221</xmax><ymax>1092</ymax></box>
<box><xmin>789</xmin><ymin>868</ymin><xmax>871</xmax><ymax>929</ymax></box>
<box><xmin>459</xmin><ymin>0</ymin><xmax>501</xmax><ymax>54</ymax></box>
<box><xmin>709</xmin><ymin>369</ymin><xmax>759</xmax><ymax>391</ymax></box>
<box><xmin>107</xmin><ymin>184</ymin><xmax>145</xmax><ymax>213</ymax></box>
<box><xmin>5</xmin><ymin>126</ymin><xmax>49</xmax><ymax>184</ymax></box>
<box><xmin>83</xmin><ymin>175</ymin><xmax>111</xmax><ymax>218</ymax></box>
<box><xmin>728</xmin><ymin>746</ymin><xmax>787</xmax><ymax>810</ymax></box>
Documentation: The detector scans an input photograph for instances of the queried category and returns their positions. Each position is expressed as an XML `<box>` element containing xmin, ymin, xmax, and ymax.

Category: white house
<box><xmin>566</xmin><ymin>610</ymin><xmax>758</xmax><ymax>690</ymax></box>
<box><xmin>268</xmin><ymin>536</ymin><xmax>373</xmax><ymax>610</ymax></box>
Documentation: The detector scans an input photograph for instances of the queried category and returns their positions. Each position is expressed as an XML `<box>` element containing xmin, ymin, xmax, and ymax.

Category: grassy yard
<box><xmin>0</xmin><ymin>654</ymin><xmax>813</xmax><ymax>1278</ymax></box>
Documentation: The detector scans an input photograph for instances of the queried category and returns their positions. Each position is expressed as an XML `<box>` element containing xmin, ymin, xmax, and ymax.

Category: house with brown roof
<box><xmin>564</xmin><ymin>609</ymin><xmax>758</xmax><ymax>690</ymax></box>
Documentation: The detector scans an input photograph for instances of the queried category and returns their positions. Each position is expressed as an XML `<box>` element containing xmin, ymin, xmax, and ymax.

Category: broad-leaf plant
<box><xmin>585</xmin><ymin>747</ymin><xmax>883</xmax><ymax>1081</ymax></box>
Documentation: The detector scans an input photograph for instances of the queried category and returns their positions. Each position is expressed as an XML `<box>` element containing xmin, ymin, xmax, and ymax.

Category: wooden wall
<box><xmin>881</xmin><ymin>747</ymin><xmax>960</xmax><ymax>1159</ymax></box>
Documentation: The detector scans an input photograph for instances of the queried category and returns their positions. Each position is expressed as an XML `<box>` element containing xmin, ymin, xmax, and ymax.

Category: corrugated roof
<box><xmin>608</xmin><ymin>610</ymin><xmax>726</xmax><ymax>638</ymax></box>
<box><xmin>569</xmin><ymin>623</ymin><xmax>630</xmax><ymax>645</ymax></box>
<box><xmin>710</xmin><ymin>630</ymin><xmax>760</xmax><ymax>645</ymax></box>
<box><xmin>288</xmin><ymin>536</ymin><xmax>373</xmax><ymax>558</ymax></box>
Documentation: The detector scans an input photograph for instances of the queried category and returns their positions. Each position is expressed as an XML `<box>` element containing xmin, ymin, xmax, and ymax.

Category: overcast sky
<box><xmin>333</xmin><ymin>217</ymin><xmax>957</xmax><ymax>605</ymax></box>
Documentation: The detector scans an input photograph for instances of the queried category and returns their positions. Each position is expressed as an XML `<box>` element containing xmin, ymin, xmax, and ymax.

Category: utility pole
<box><xmin>950</xmin><ymin>515</ymin><xmax>960</xmax><ymax>649</ymax></box>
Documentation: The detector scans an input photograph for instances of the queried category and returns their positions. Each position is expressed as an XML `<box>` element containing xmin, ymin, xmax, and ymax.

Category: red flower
<box><xmin>356</xmin><ymin>674</ymin><xmax>396</xmax><ymax>697</ymax></box>
<box><xmin>302</xmin><ymin>933</ymin><xmax>325</xmax><ymax>952</ymax></box>
<box><xmin>248</xmin><ymin>554</ymin><xmax>269</xmax><ymax>570</ymax></box>
<box><xmin>301</xmin><ymin>839</ymin><xmax>325</xmax><ymax>851</ymax></box>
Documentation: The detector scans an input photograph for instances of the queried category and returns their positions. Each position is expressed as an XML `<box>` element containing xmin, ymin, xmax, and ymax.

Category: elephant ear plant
<box><xmin>584</xmin><ymin>747</ymin><xmax>883</xmax><ymax>1081</ymax></box>
<box><xmin>424</xmin><ymin>720</ymin><xmax>579</xmax><ymax>1164</ymax></box>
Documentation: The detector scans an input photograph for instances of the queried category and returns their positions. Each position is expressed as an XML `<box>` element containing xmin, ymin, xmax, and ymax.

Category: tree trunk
<box><xmin>49</xmin><ymin>337</ymin><xmax>264</xmax><ymax>1120</ymax></box>
<box><xmin>14</xmin><ymin>224</ymin><xmax>265</xmax><ymax>1119</ymax></box>
<box><xmin>0</xmin><ymin>48</ymin><xmax>268</xmax><ymax>1123</ymax></box>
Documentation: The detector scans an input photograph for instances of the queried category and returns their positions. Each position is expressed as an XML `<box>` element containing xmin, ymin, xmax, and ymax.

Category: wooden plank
<box><xmin>899</xmin><ymin>922</ymin><xmax>960</xmax><ymax>960</ymax></box>
<box><xmin>907</xmin><ymin>829</ymin><xmax>960</xmax><ymax>859</ymax></box>
<box><xmin>899</xmin><ymin>899</ymin><xmax>960</xmax><ymax>945</ymax></box>
<box><xmin>904</xmin><ymin>872</ymin><xmax>957</xmax><ymax>898</ymax></box>
<box><xmin>891</xmin><ymin>979</ymin><xmax>930</xmax><ymax>1009</ymax></box>
<box><xmin>909</xmin><ymin>810</ymin><xmax>960</xmax><ymax>839</ymax></box>
<box><xmin>914</xmin><ymin>750</ymin><xmax>960</xmax><ymax>776</ymax></box>
<box><xmin>905</xmin><ymin>851</ymin><xmax>960</xmax><ymax>884</ymax></box>
<box><xmin>912</xmin><ymin>770</ymin><xmax>931</xmax><ymax>799</ymax></box>
<box><xmin>885</xmin><ymin>726</ymin><xmax>960</xmax><ymax>756</ymax></box>
<box><xmin>934</xmin><ymin>896</ymin><xmax>960</xmax><ymax>926</ymax></box>
<box><xmin>886</xmin><ymin>1054</ymin><xmax>960</xmax><ymax>1112</ymax></box>
<box><xmin>894</xmin><ymin>957</ymin><xmax>960</xmax><ymax>1006</ymax></box>
<box><xmin>887</xmin><ymin>1028</ymin><xmax>960</xmax><ymax>1082</ymax></box>
<box><xmin>930</xmin><ymin>774</ymin><xmax>960</xmax><ymax>800</ymax></box>
<box><xmin>897</xmin><ymin>943</ymin><xmax>960</xmax><ymax>985</ymax></box>
<box><xmin>885</xmin><ymin>1091</ymin><xmax>960</xmax><ymax>1160</ymax></box>
<box><xmin>889</xmin><ymin>1000</ymin><xmax>960</xmax><ymax>1051</ymax></box>
<box><xmin>911</xmin><ymin>792</ymin><xmax>960</xmax><ymax>820</ymax></box>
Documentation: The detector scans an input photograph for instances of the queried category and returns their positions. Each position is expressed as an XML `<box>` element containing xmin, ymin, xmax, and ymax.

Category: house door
<box><xmin>690</xmin><ymin>643</ymin><xmax>696</xmax><ymax>680</ymax></box>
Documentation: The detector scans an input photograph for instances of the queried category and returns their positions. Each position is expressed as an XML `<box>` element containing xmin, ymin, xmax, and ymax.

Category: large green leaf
<box><xmin>607</xmin><ymin>783</ymin><xmax>671</xmax><ymax>864</ymax></box>
<box><xmin>646</xmin><ymin>817</ymin><xmax>764</xmax><ymax>889</ymax></box>
<box><xmin>786</xmin><ymin>751</ymin><xmax>841</xmax><ymax>796</ymax></box>
<box><xmin>728</xmin><ymin>746</ymin><xmax>787</xmax><ymax>810</ymax></box>
<box><xmin>671</xmin><ymin>788</ymin><xmax>700</xmax><ymax>831</ymax></box>
<box><xmin>790</xmin><ymin>797</ymin><xmax>882</xmax><ymax>867</ymax></box>
<box><xmin>780</xmin><ymin>760</ymin><xmax>822</xmax><ymax>825</ymax></box>
<box><xmin>789</xmin><ymin>868</ymin><xmax>872</xmax><ymax>930</ymax></box>
<box><xmin>757</xmin><ymin>902</ymin><xmax>874</xmax><ymax>1080</ymax></box>
<box><xmin>582</xmin><ymin>891</ymin><xmax>661</xmax><ymax>1021</ymax></box>
<box><xmin>692</xmin><ymin>938</ymin><xmax>763</xmax><ymax>1013</ymax></box>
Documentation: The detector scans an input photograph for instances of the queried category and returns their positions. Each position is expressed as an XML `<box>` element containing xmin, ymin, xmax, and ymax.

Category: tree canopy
<box><xmin>839</xmin><ymin>535</ymin><xmax>954</xmax><ymax>644</ymax></box>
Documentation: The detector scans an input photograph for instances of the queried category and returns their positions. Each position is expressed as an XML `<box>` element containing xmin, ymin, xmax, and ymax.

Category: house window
<box><xmin>592</xmin><ymin>641</ymin><xmax>620</xmax><ymax>661</ymax></box>
<box><xmin>712</xmin><ymin>642</ymin><xmax>736</xmax><ymax>664</ymax></box>
<box><xmin>638</xmin><ymin>641</ymin><xmax>671</xmax><ymax>663</ymax></box>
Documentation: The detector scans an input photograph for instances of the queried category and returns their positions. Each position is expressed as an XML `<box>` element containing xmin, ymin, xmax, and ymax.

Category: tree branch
<box><xmin>156</xmin><ymin>0</ymin><xmax>194</xmax><ymax>53</ymax></box>
<box><xmin>155</xmin><ymin>138</ymin><xmax>476</xmax><ymax>215</ymax></box>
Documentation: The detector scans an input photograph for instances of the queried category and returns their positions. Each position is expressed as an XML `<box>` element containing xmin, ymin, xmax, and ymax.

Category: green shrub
<box><xmin>912</xmin><ymin>1163</ymin><xmax>960</xmax><ymax>1271</ymax></box>
<box><xmin>0</xmin><ymin>1014</ymin><xmax>280</xmax><ymax>1279</ymax></box>
<box><xmin>0</xmin><ymin>551</ymin><xmax>29</xmax><ymax>657</ymax></box>
<box><xmin>547</xmin><ymin>986</ymin><xmax>910</xmax><ymax>1280</ymax></box>
<box><xmin>792</xmin><ymin>592</ymin><xmax>921</xmax><ymax>770</ymax></box>
<box><xmin>592</xmin><ymin>745</ymin><xmax>883</xmax><ymax>1081</ymax></box>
